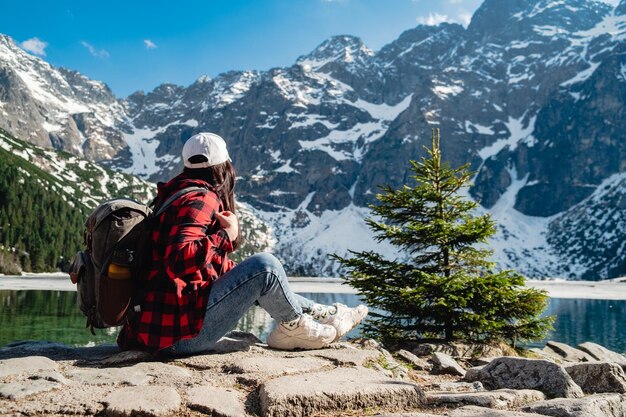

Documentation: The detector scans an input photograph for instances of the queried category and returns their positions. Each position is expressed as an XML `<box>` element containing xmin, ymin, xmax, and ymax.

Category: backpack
<box><xmin>69</xmin><ymin>186</ymin><xmax>207</xmax><ymax>333</ymax></box>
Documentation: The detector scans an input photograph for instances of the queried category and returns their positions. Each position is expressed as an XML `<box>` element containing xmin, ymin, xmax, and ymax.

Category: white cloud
<box><xmin>417</xmin><ymin>12</ymin><xmax>451</xmax><ymax>26</ymax></box>
<box><xmin>144</xmin><ymin>39</ymin><xmax>157</xmax><ymax>49</ymax></box>
<box><xmin>458</xmin><ymin>11</ymin><xmax>473</xmax><ymax>26</ymax></box>
<box><xmin>20</xmin><ymin>37</ymin><xmax>48</xmax><ymax>56</ymax></box>
<box><xmin>81</xmin><ymin>41</ymin><xmax>110</xmax><ymax>58</ymax></box>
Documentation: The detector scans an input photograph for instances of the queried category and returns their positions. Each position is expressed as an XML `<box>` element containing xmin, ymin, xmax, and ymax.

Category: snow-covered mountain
<box><xmin>1</xmin><ymin>0</ymin><xmax>626</xmax><ymax>278</ymax></box>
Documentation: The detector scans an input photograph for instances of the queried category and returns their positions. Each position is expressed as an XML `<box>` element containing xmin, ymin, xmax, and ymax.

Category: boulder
<box><xmin>104</xmin><ymin>386</ymin><xmax>181</xmax><ymax>417</ymax></box>
<box><xmin>524</xmin><ymin>393</ymin><xmax>626</xmax><ymax>417</ymax></box>
<box><xmin>565</xmin><ymin>362</ymin><xmax>626</xmax><ymax>394</ymax></box>
<box><xmin>0</xmin><ymin>379</ymin><xmax>59</xmax><ymax>400</ymax></box>
<box><xmin>187</xmin><ymin>386</ymin><xmax>246</xmax><ymax>417</ymax></box>
<box><xmin>0</xmin><ymin>356</ymin><xmax>58</xmax><ymax>378</ymax></box>
<box><xmin>425</xmin><ymin>389</ymin><xmax>545</xmax><ymax>409</ymax></box>
<box><xmin>396</xmin><ymin>349</ymin><xmax>432</xmax><ymax>371</ymax></box>
<box><xmin>545</xmin><ymin>341</ymin><xmax>596</xmax><ymax>362</ymax></box>
<box><xmin>577</xmin><ymin>342</ymin><xmax>626</xmax><ymax>368</ymax></box>
<box><xmin>259</xmin><ymin>367</ymin><xmax>424</xmax><ymax>417</ymax></box>
<box><xmin>464</xmin><ymin>357</ymin><xmax>584</xmax><ymax>398</ymax></box>
<box><xmin>431</xmin><ymin>352</ymin><xmax>466</xmax><ymax>376</ymax></box>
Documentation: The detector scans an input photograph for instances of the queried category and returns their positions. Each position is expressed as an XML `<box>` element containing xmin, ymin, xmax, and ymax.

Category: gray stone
<box><xmin>223</xmin><ymin>356</ymin><xmax>330</xmax><ymax>377</ymax></box>
<box><xmin>577</xmin><ymin>342</ymin><xmax>626</xmax><ymax>368</ymax></box>
<box><xmin>259</xmin><ymin>367</ymin><xmax>424</xmax><ymax>417</ymax></box>
<box><xmin>450</xmin><ymin>406</ymin><xmax>549</xmax><ymax>417</ymax></box>
<box><xmin>104</xmin><ymin>386</ymin><xmax>181</xmax><ymax>417</ymax></box>
<box><xmin>0</xmin><ymin>356</ymin><xmax>58</xmax><ymax>378</ymax></box>
<box><xmin>464</xmin><ymin>357</ymin><xmax>584</xmax><ymax>399</ymax></box>
<box><xmin>396</xmin><ymin>349</ymin><xmax>432</xmax><ymax>371</ymax></box>
<box><xmin>531</xmin><ymin>347</ymin><xmax>566</xmax><ymax>363</ymax></box>
<box><xmin>426</xmin><ymin>389</ymin><xmax>545</xmax><ymax>409</ymax></box>
<box><xmin>565</xmin><ymin>362</ymin><xmax>626</xmax><ymax>394</ymax></box>
<box><xmin>0</xmin><ymin>379</ymin><xmax>59</xmax><ymax>400</ymax></box>
<box><xmin>187</xmin><ymin>385</ymin><xmax>246</xmax><ymax>417</ymax></box>
<box><xmin>132</xmin><ymin>361</ymin><xmax>192</xmax><ymax>379</ymax></box>
<box><xmin>524</xmin><ymin>393</ymin><xmax>626</xmax><ymax>417</ymax></box>
<box><xmin>0</xmin><ymin>385</ymin><xmax>109</xmax><ymax>415</ymax></box>
<box><xmin>545</xmin><ymin>341</ymin><xmax>596</xmax><ymax>363</ymax></box>
<box><xmin>67</xmin><ymin>366</ymin><xmax>151</xmax><ymax>386</ymax></box>
<box><xmin>431</xmin><ymin>352</ymin><xmax>466</xmax><ymax>376</ymax></box>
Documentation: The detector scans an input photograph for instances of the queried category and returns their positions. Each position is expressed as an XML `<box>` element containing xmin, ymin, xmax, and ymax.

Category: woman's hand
<box><xmin>214</xmin><ymin>211</ymin><xmax>239</xmax><ymax>242</ymax></box>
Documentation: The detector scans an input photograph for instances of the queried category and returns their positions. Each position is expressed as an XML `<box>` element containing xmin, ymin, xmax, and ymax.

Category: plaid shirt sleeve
<box><xmin>163</xmin><ymin>190</ymin><xmax>234</xmax><ymax>296</ymax></box>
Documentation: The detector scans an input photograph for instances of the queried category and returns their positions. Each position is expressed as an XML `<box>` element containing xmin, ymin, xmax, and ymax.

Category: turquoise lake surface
<box><xmin>1</xmin><ymin>290</ymin><xmax>624</xmax><ymax>352</ymax></box>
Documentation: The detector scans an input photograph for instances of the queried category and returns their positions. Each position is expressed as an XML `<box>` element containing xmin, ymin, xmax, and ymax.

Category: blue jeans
<box><xmin>164</xmin><ymin>252</ymin><xmax>315</xmax><ymax>356</ymax></box>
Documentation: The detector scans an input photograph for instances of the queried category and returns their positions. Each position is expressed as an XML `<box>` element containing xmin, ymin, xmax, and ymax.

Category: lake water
<box><xmin>1</xmin><ymin>290</ymin><xmax>625</xmax><ymax>353</ymax></box>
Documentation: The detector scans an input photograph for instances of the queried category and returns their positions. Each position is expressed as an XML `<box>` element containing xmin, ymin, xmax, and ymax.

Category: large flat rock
<box><xmin>465</xmin><ymin>357</ymin><xmax>584</xmax><ymax>399</ymax></box>
<box><xmin>0</xmin><ymin>379</ymin><xmax>59</xmax><ymax>400</ymax></box>
<box><xmin>523</xmin><ymin>393</ymin><xmax>626</xmax><ymax>417</ymax></box>
<box><xmin>0</xmin><ymin>385</ymin><xmax>110</xmax><ymax>415</ymax></box>
<box><xmin>187</xmin><ymin>385</ymin><xmax>246</xmax><ymax>417</ymax></box>
<box><xmin>0</xmin><ymin>356</ymin><xmax>58</xmax><ymax>378</ymax></box>
<box><xmin>431</xmin><ymin>352</ymin><xmax>466</xmax><ymax>376</ymax></box>
<box><xmin>259</xmin><ymin>367</ymin><xmax>424</xmax><ymax>417</ymax></box>
<box><xmin>66</xmin><ymin>366</ymin><xmax>151</xmax><ymax>386</ymax></box>
<box><xmin>224</xmin><ymin>355</ymin><xmax>330</xmax><ymax>377</ymax></box>
<box><xmin>104</xmin><ymin>386</ymin><xmax>181</xmax><ymax>417</ymax></box>
<box><xmin>425</xmin><ymin>389</ymin><xmax>545</xmax><ymax>409</ymax></box>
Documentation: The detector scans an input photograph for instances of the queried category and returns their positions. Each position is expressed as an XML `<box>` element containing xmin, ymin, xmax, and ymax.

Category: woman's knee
<box><xmin>248</xmin><ymin>252</ymin><xmax>285</xmax><ymax>276</ymax></box>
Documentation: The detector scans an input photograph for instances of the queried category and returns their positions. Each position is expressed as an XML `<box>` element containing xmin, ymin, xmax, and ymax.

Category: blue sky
<box><xmin>4</xmin><ymin>0</ymin><xmax>485</xmax><ymax>97</ymax></box>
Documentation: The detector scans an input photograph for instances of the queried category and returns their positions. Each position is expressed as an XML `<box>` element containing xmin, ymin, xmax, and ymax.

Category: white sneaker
<box><xmin>319</xmin><ymin>303</ymin><xmax>368</xmax><ymax>341</ymax></box>
<box><xmin>267</xmin><ymin>314</ymin><xmax>337</xmax><ymax>350</ymax></box>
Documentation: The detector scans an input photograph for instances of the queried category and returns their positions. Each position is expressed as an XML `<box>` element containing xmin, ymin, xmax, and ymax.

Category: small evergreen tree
<box><xmin>334</xmin><ymin>129</ymin><xmax>553</xmax><ymax>346</ymax></box>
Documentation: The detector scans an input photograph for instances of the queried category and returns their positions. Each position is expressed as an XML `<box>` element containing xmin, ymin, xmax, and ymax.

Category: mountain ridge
<box><xmin>1</xmin><ymin>0</ymin><xmax>626</xmax><ymax>278</ymax></box>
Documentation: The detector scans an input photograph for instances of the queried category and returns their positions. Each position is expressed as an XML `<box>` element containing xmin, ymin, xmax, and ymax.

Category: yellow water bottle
<box><xmin>107</xmin><ymin>263</ymin><xmax>131</xmax><ymax>280</ymax></box>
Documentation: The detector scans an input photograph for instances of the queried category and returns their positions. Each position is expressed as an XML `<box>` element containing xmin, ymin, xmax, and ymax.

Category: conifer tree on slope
<box><xmin>334</xmin><ymin>129</ymin><xmax>553</xmax><ymax>345</ymax></box>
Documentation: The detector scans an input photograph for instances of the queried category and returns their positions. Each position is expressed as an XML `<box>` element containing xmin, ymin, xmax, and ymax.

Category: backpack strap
<box><xmin>153</xmin><ymin>186</ymin><xmax>209</xmax><ymax>218</ymax></box>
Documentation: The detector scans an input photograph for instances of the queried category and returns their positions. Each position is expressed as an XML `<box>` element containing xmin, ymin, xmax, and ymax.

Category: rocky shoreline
<box><xmin>1</xmin><ymin>334</ymin><xmax>625</xmax><ymax>416</ymax></box>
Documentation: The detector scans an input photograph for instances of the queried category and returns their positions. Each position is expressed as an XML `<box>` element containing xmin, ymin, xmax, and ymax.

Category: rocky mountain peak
<box><xmin>617</xmin><ymin>0</ymin><xmax>626</xmax><ymax>15</ymax></box>
<box><xmin>296</xmin><ymin>35</ymin><xmax>373</xmax><ymax>71</ymax></box>
<box><xmin>468</xmin><ymin>0</ymin><xmax>611</xmax><ymax>41</ymax></box>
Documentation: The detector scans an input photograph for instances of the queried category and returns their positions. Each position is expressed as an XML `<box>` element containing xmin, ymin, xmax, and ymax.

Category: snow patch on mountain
<box><xmin>478</xmin><ymin>114</ymin><xmax>537</xmax><ymax>160</ymax></box>
<box><xmin>298</xmin><ymin>94</ymin><xmax>413</xmax><ymax>161</ymax></box>
<box><xmin>485</xmin><ymin>166</ymin><xmax>562</xmax><ymax>278</ymax></box>
<box><xmin>255</xmin><ymin>201</ymin><xmax>397</xmax><ymax>276</ymax></box>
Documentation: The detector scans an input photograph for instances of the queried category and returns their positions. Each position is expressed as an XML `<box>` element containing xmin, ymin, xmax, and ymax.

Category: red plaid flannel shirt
<box><xmin>118</xmin><ymin>173</ymin><xmax>236</xmax><ymax>351</ymax></box>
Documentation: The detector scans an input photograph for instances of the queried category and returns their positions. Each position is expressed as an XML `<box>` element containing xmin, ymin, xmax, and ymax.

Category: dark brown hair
<box><xmin>184</xmin><ymin>158</ymin><xmax>242</xmax><ymax>249</ymax></box>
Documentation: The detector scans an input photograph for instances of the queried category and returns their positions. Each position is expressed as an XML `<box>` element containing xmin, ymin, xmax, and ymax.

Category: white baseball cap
<box><xmin>182</xmin><ymin>132</ymin><xmax>231</xmax><ymax>168</ymax></box>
